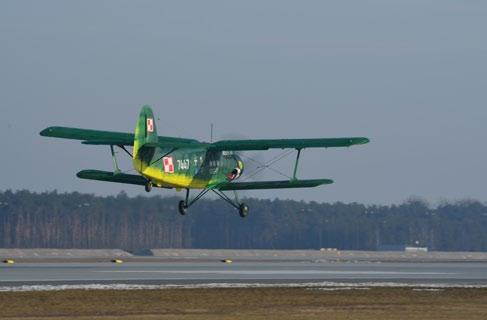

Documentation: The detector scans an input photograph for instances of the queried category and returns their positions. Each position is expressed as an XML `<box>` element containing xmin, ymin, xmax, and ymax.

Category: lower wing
<box><xmin>77</xmin><ymin>170</ymin><xmax>149</xmax><ymax>186</ymax></box>
<box><xmin>217</xmin><ymin>179</ymin><xmax>333</xmax><ymax>191</ymax></box>
<box><xmin>77</xmin><ymin>170</ymin><xmax>332</xmax><ymax>191</ymax></box>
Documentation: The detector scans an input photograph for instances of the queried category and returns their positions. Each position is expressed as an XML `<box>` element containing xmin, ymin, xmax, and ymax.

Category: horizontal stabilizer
<box><xmin>77</xmin><ymin>170</ymin><xmax>148</xmax><ymax>186</ymax></box>
<box><xmin>218</xmin><ymin>179</ymin><xmax>333</xmax><ymax>191</ymax></box>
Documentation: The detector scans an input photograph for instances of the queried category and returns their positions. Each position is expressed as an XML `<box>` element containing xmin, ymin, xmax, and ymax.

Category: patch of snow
<box><xmin>2</xmin><ymin>281</ymin><xmax>487</xmax><ymax>292</ymax></box>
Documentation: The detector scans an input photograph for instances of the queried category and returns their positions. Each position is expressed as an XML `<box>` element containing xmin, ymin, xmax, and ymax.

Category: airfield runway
<box><xmin>4</xmin><ymin>256</ymin><xmax>487</xmax><ymax>319</ymax></box>
<box><xmin>2</xmin><ymin>260</ymin><xmax>487</xmax><ymax>289</ymax></box>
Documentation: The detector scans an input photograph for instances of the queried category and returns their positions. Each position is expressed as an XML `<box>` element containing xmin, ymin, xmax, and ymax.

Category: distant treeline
<box><xmin>1</xmin><ymin>190</ymin><xmax>487</xmax><ymax>251</ymax></box>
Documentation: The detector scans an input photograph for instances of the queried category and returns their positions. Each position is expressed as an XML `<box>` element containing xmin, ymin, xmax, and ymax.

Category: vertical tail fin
<box><xmin>133</xmin><ymin>105</ymin><xmax>158</xmax><ymax>160</ymax></box>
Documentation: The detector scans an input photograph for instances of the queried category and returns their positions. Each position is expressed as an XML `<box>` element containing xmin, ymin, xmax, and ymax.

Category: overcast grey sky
<box><xmin>1</xmin><ymin>1</ymin><xmax>486</xmax><ymax>204</ymax></box>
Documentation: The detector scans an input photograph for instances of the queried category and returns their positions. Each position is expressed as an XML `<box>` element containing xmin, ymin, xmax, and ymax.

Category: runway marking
<box><xmin>96</xmin><ymin>270</ymin><xmax>454</xmax><ymax>275</ymax></box>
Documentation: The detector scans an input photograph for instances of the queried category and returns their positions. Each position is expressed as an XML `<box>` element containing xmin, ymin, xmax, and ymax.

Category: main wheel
<box><xmin>239</xmin><ymin>203</ymin><xmax>249</xmax><ymax>218</ymax></box>
<box><xmin>178</xmin><ymin>200</ymin><xmax>188</xmax><ymax>215</ymax></box>
<box><xmin>145</xmin><ymin>181</ymin><xmax>152</xmax><ymax>193</ymax></box>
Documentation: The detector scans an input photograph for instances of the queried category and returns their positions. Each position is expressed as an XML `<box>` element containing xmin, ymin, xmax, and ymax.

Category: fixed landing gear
<box><xmin>177</xmin><ymin>188</ymin><xmax>249</xmax><ymax>218</ymax></box>
<box><xmin>144</xmin><ymin>181</ymin><xmax>152</xmax><ymax>193</ymax></box>
<box><xmin>239</xmin><ymin>203</ymin><xmax>249</xmax><ymax>218</ymax></box>
<box><xmin>178</xmin><ymin>200</ymin><xmax>188</xmax><ymax>215</ymax></box>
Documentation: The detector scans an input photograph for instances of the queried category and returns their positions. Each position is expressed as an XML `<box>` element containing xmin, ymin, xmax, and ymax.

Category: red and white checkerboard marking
<box><xmin>146</xmin><ymin>118</ymin><xmax>154</xmax><ymax>133</ymax></box>
<box><xmin>163</xmin><ymin>156</ymin><xmax>174</xmax><ymax>173</ymax></box>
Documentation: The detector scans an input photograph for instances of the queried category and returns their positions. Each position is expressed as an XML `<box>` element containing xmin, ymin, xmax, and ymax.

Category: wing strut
<box><xmin>110</xmin><ymin>145</ymin><xmax>121</xmax><ymax>175</ymax></box>
<box><xmin>292</xmin><ymin>149</ymin><xmax>302</xmax><ymax>181</ymax></box>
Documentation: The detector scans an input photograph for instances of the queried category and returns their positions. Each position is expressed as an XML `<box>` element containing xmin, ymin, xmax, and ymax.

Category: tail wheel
<box><xmin>239</xmin><ymin>203</ymin><xmax>249</xmax><ymax>218</ymax></box>
<box><xmin>178</xmin><ymin>200</ymin><xmax>188</xmax><ymax>215</ymax></box>
<box><xmin>145</xmin><ymin>181</ymin><xmax>152</xmax><ymax>193</ymax></box>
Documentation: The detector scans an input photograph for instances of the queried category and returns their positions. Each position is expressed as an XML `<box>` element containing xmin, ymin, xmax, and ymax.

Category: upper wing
<box><xmin>40</xmin><ymin>126</ymin><xmax>201</xmax><ymax>146</ymax></box>
<box><xmin>209</xmin><ymin>137</ymin><xmax>369</xmax><ymax>151</ymax></box>
<box><xmin>40</xmin><ymin>127</ymin><xmax>134</xmax><ymax>145</ymax></box>
<box><xmin>41</xmin><ymin>127</ymin><xmax>369</xmax><ymax>150</ymax></box>
<box><xmin>217</xmin><ymin>179</ymin><xmax>333</xmax><ymax>191</ymax></box>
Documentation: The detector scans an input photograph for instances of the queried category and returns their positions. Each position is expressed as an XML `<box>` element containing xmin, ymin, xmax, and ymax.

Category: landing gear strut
<box><xmin>177</xmin><ymin>188</ymin><xmax>249</xmax><ymax>218</ymax></box>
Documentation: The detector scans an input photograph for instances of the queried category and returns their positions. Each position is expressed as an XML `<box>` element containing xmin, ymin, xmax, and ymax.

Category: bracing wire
<box><xmin>239</xmin><ymin>149</ymin><xmax>295</xmax><ymax>181</ymax></box>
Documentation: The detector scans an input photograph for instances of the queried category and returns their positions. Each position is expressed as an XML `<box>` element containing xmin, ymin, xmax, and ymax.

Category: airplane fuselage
<box><xmin>133</xmin><ymin>147</ymin><xmax>244</xmax><ymax>189</ymax></box>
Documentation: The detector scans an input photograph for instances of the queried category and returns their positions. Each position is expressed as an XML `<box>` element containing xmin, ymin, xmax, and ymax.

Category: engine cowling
<box><xmin>227</xmin><ymin>156</ymin><xmax>244</xmax><ymax>181</ymax></box>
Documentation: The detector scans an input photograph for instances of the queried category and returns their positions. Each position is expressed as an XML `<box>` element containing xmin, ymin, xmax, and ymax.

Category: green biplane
<box><xmin>40</xmin><ymin>105</ymin><xmax>369</xmax><ymax>217</ymax></box>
